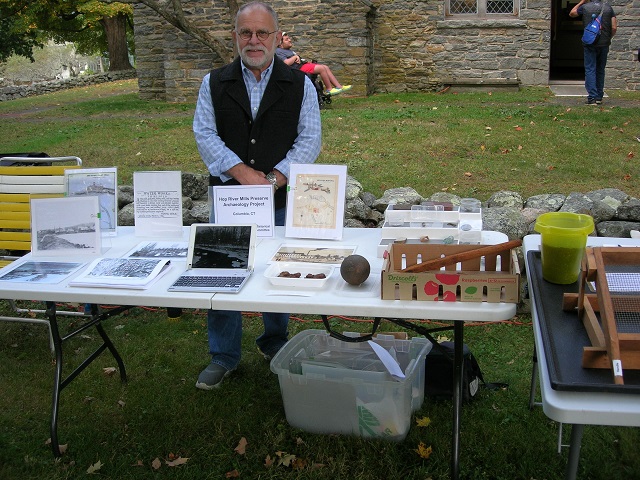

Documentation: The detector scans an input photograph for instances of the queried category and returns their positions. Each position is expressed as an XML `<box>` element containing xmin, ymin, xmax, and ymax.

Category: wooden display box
<box><xmin>381</xmin><ymin>243</ymin><xmax>520</xmax><ymax>303</ymax></box>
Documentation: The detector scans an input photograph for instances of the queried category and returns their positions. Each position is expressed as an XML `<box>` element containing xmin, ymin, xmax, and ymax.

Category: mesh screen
<box><xmin>605</xmin><ymin>272</ymin><xmax>640</xmax><ymax>335</ymax></box>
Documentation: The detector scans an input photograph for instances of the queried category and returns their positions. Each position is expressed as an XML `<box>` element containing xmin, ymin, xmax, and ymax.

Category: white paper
<box><xmin>125</xmin><ymin>241</ymin><xmax>188</xmax><ymax>258</ymax></box>
<box><xmin>212</xmin><ymin>185</ymin><xmax>275</xmax><ymax>237</ymax></box>
<box><xmin>133</xmin><ymin>171</ymin><xmax>183</xmax><ymax>238</ymax></box>
<box><xmin>0</xmin><ymin>260</ymin><xmax>85</xmax><ymax>284</ymax></box>
<box><xmin>368</xmin><ymin>340</ymin><xmax>405</xmax><ymax>380</ymax></box>
<box><xmin>65</xmin><ymin>167</ymin><xmax>118</xmax><ymax>236</ymax></box>
<box><xmin>69</xmin><ymin>257</ymin><xmax>172</xmax><ymax>289</ymax></box>
<box><xmin>30</xmin><ymin>196</ymin><xmax>101</xmax><ymax>257</ymax></box>
<box><xmin>285</xmin><ymin>163</ymin><xmax>347</xmax><ymax>240</ymax></box>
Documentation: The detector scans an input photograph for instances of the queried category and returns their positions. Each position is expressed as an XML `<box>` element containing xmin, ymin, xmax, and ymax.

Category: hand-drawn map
<box><xmin>291</xmin><ymin>174</ymin><xmax>339</xmax><ymax>230</ymax></box>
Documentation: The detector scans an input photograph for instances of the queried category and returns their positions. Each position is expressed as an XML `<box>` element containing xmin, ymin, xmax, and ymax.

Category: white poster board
<box><xmin>65</xmin><ymin>167</ymin><xmax>118</xmax><ymax>236</ymax></box>
<box><xmin>30</xmin><ymin>196</ymin><xmax>101</xmax><ymax>257</ymax></box>
<box><xmin>285</xmin><ymin>164</ymin><xmax>347</xmax><ymax>240</ymax></box>
<box><xmin>133</xmin><ymin>171</ymin><xmax>183</xmax><ymax>238</ymax></box>
<box><xmin>212</xmin><ymin>185</ymin><xmax>275</xmax><ymax>237</ymax></box>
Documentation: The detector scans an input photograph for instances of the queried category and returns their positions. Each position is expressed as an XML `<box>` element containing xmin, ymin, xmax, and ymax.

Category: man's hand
<box><xmin>226</xmin><ymin>164</ymin><xmax>286</xmax><ymax>189</ymax></box>
<box><xmin>227</xmin><ymin>163</ymin><xmax>272</xmax><ymax>186</ymax></box>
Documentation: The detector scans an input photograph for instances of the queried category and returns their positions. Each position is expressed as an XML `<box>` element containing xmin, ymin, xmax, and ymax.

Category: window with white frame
<box><xmin>446</xmin><ymin>0</ymin><xmax>518</xmax><ymax>17</ymax></box>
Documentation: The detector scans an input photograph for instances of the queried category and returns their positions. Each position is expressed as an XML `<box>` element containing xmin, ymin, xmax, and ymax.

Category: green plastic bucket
<box><xmin>534</xmin><ymin>212</ymin><xmax>594</xmax><ymax>284</ymax></box>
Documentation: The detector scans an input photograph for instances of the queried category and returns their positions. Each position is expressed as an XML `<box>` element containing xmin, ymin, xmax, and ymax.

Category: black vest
<box><xmin>208</xmin><ymin>56</ymin><xmax>306</xmax><ymax>210</ymax></box>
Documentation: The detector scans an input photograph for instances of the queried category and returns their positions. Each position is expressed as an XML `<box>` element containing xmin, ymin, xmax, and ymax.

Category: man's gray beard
<box><xmin>238</xmin><ymin>43</ymin><xmax>274</xmax><ymax>70</ymax></box>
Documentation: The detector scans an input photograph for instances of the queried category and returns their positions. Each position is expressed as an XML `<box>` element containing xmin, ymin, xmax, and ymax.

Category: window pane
<box><xmin>450</xmin><ymin>0</ymin><xmax>477</xmax><ymax>14</ymax></box>
<box><xmin>487</xmin><ymin>0</ymin><xmax>513</xmax><ymax>14</ymax></box>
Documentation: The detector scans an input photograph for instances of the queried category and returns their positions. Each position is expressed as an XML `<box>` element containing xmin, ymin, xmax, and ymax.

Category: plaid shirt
<box><xmin>193</xmin><ymin>59</ymin><xmax>321</xmax><ymax>183</ymax></box>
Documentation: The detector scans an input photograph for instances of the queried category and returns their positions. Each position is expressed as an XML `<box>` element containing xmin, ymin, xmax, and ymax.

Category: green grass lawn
<box><xmin>1</xmin><ymin>80</ymin><xmax>638</xmax><ymax>200</ymax></box>
<box><xmin>1</xmin><ymin>306</ymin><xmax>640</xmax><ymax>479</ymax></box>
<box><xmin>1</xmin><ymin>81</ymin><xmax>640</xmax><ymax>479</ymax></box>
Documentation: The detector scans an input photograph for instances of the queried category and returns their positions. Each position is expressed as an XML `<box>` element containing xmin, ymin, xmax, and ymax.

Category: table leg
<box><xmin>529</xmin><ymin>345</ymin><xmax>539</xmax><ymax>410</ymax></box>
<box><xmin>451</xmin><ymin>321</ymin><xmax>464</xmax><ymax>480</ymax></box>
<box><xmin>565</xmin><ymin>424</ymin><xmax>584</xmax><ymax>480</ymax></box>
<box><xmin>45</xmin><ymin>303</ymin><xmax>131</xmax><ymax>457</ymax></box>
<box><xmin>46</xmin><ymin>303</ymin><xmax>63</xmax><ymax>457</ymax></box>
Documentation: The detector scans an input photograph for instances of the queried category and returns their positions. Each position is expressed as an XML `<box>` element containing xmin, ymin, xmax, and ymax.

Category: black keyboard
<box><xmin>172</xmin><ymin>275</ymin><xmax>244</xmax><ymax>288</ymax></box>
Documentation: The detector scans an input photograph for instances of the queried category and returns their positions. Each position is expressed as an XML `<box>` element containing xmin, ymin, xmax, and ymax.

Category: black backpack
<box><xmin>424</xmin><ymin>341</ymin><xmax>506</xmax><ymax>402</ymax></box>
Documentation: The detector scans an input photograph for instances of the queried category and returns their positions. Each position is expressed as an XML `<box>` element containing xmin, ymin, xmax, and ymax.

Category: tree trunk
<box><xmin>100</xmin><ymin>14</ymin><xmax>133</xmax><ymax>71</ymax></box>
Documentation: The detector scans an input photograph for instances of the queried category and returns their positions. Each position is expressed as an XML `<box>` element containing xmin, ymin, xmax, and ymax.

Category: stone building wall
<box><xmin>133</xmin><ymin>0</ymin><xmax>640</xmax><ymax>102</ymax></box>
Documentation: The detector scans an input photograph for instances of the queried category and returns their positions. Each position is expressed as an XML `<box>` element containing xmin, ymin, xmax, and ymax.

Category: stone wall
<box><xmin>116</xmin><ymin>173</ymin><xmax>640</xmax><ymax>240</ymax></box>
<box><xmin>132</xmin><ymin>0</ymin><xmax>640</xmax><ymax>102</ymax></box>
<box><xmin>0</xmin><ymin>71</ymin><xmax>138</xmax><ymax>102</ymax></box>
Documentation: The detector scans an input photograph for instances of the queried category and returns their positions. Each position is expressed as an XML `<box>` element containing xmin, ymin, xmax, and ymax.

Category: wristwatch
<box><xmin>265</xmin><ymin>172</ymin><xmax>279</xmax><ymax>191</ymax></box>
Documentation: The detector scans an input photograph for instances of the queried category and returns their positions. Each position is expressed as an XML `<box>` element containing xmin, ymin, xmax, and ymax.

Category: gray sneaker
<box><xmin>195</xmin><ymin>363</ymin><xmax>235</xmax><ymax>390</ymax></box>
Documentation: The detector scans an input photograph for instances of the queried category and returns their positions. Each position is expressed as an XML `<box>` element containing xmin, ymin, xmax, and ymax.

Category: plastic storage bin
<box><xmin>270</xmin><ymin>329</ymin><xmax>432</xmax><ymax>441</ymax></box>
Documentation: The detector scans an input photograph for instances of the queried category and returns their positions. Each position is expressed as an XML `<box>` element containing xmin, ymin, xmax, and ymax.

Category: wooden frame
<box><xmin>563</xmin><ymin>247</ymin><xmax>640</xmax><ymax>385</ymax></box>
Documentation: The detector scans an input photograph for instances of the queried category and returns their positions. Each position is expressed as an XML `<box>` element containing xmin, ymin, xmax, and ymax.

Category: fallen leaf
<box><xmin>103</xmin><ymin>367</ymin><xmax>117</xmax><ymax>376</ymax></box>
<box><xmin>627</xmin><ymin>151</ymin><xmax>634</xmax><ymax>159</ymax></box>
<box><xmin>480</xmin><ymin>144</ymin><xmax>486</xmax><ymax>151</ymax></box>
<box><xmin>623</xmin><ymin>174</ymin><xmax>632</xmax><ymax>181</ymax></box>
<box><xmin>117</xmin><ymin>400</ymin><xmax>126</xmax><ymax>408</ymax></box>
<box><xmin>416</xmin><ymin>416</ymin><xmax>432</xmax><ymax>427</ymax></box>
<box><xmin>166</xmin><ymin>456</ymin><xmax>189</xmax><ymax>467</ymax></box>
<box><xmin>264</xmin><ymin>454</ymin><xmax>274</xmax><ymax>468</ymax></box>
<box><xmin>485</xmin><ymin>126</ymin><xmax>492</xmax><ymax>131</ymax></box>
<box><xmin>518</xmin><ymin>145</ymin><xmax>523</xmax><ymax>150</ymax></box>
<box><xmin>86</xmin><ymin>460</ymin><xmax>103</xmax><ymax>474</ymax></box>
<box><xmin>44</xmin><ymin>439</ymin><xmax>68</xmax><ymax>454</ymax></box>
<box><xmin>464</xmin><ymin>172</ymin><xmax>472</xmax><ymax>177</ymax></box>
<box><xmin>415</xmin><ymin>442</ymin><xmax>433</xmax><ymax>459</ymax></box>
<box><xmin>152</xmin><ymin>458</ymin><xmax>162</xmax><ymax>470</ymax></box>
<box><xmin>225</xmin><ymin>469</ymin><xmax>240</xmax><ymax>478</ymax></box>
<box><xmin>276</xmin><ymin>451</ymin><xmax>296</xmax><ymax>467</ymax></box>
<box><xmin>311</xmin><ymin>463</ymin><xmax>326</xmax><ymax>469</ymax></box>
<box><xmin>546</xmin><ymin>165</ymin><xmax>555</xmax><ymax>171</ymax></box>
<box><xmin>131</xmin><ymin>460</ymin><xmax>144</xmax><ymax>467</ymax></box>
<box><xmin>234</xmin><ymin>437</ymin><xmax>248</xmax><ymax>455</ymax></box>
<box><xmin>514</xmin><ymin>125</ymin><xmax>522</xmax><ymax>131</ymax></box>
<box><xmin>83</xmin><ymin>396</ymin><xmax>95</xmax><ymax>403</ymax></box>
<box><xmin>296</xmin><ymin>437</ymin><xmax>305</xmax><ymax>446</ymax></box>
<box><xmin>292</xmin><ymin>457</ymin><xmax>308</xmax><ymax>470</ymax></box>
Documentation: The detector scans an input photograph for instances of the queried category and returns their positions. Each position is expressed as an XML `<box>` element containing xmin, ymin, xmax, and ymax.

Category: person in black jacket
<box><xmin>570</xmin><ymin>0</ymin><xmax>617</xmax><ymax>105</ymax></box>
<box><xmin>193</xmin><ymin>1</ymin><xmax>321</xmax><ymax>390</ymax></box>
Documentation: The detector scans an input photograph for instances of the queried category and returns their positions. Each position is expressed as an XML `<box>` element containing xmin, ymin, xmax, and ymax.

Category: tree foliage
<box><xmin>1</xmin><ymin>0</ymin><xmax>134</xmax><ymax>70</ymax></box>
<box><xmin>0</xmin><ymin>4</ymin><xmax>44</xmax><ymax>62</ymax></box>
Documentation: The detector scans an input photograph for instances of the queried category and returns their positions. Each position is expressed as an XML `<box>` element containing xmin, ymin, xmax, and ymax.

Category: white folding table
<box><xmin>0</xmin><ymin>226</ymin><xmax>517</xmax><ymax>479</ymax></box>
<box><xmin>523</xmin><ymin>234</ymin><xmax>640</xmax><ymax>480</ymax></box>
<box><xmin>209</xmin><ymin>226</ymin><xmax>517</xmax><ymax>480</ymax></box>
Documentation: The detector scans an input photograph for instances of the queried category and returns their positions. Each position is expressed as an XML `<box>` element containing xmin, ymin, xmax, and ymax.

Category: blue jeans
<box><xmin>206</xmin><ymin>199</ymin><xmax>289</xmax><ymax>370</ymax></box>
<box><xmin>583</xmin><ymin>45</ymin><xmax>609</xmax><ymax>101</ymax></box>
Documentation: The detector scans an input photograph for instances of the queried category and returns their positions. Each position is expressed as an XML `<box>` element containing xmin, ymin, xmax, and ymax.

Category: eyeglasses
<box><xmin>237</xmin><ymin>29</ymin><xmax>277</xmax><ymax>41</ymax></box>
